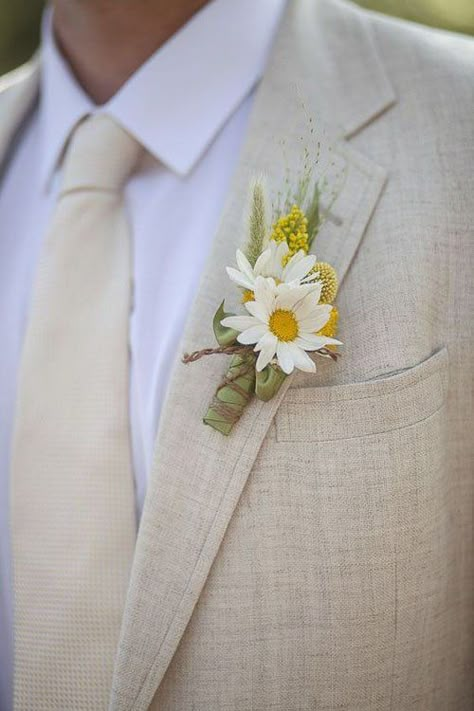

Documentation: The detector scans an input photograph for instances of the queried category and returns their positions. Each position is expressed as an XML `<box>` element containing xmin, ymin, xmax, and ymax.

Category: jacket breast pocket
<box><xmin>275</xmin><ymin>346</ymin><xmax>449</xmax><ymax>443</ymax></box>
<box><xmin>244</xmin><ymin>347</ymin><xmax>452</xmax><ymax>703</ymax></box>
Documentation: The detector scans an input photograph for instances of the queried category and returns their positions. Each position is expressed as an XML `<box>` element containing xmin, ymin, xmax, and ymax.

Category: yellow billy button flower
<box><xmin>317</xmin><ymin>305</ymin><xmax>338</xmax><ymax>339</ymax></box>
<box><xmin>270</xmin><ymin>205</ymin><xmax>309</xmax><ymax>263</ymax></box>
<box><xmin>311</xmin><ymin>262</ymin><xmax>338</xmax><ymax>304</ymax></box>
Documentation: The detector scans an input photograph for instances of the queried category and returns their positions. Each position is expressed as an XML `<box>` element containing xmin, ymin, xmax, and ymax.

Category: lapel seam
<box><xmin>334</xmin><ymin>153</ymin><xmax>387</xmax><ymax>290</ymax></box>
<box><xmin>339</xmin><ymin>1</ymin><xmax>397</xmax><ymax>139</ymax></box>
<box><xmin>344</xmin><ymin>96</ymin><xmax>396</xmax><ymax>141</ymax></box>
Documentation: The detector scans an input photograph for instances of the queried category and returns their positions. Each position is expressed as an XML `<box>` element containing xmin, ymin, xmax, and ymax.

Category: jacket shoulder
<box><xmin>0</xmin><ymin>57</ymin><xmax>39</xmax><ymax>141</ymax></box>
<box><xmin>360</xmin><ymin>2</ymin><xmax>474</xmax><ymax>92</ymax></box>
<box><xmin>0</xmin><ymin>57</ymin><xmax>39</xmax><ymax>167</ymax></box>
<box><xmin>0</xmin><ymin>58</ymin><xmax>38</xmax><ymax>97</ymax></box>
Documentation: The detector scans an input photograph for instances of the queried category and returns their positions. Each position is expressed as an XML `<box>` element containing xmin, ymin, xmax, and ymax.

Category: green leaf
<box><xmin>213</xmin><ymin>301</ymin><xmax>239</xmax><ymax>347</ymax></box>
<box><xmin>255</xmin><ymin>364</ymin><xmax>287</xmax><ymax>402</ymax></box>
<box><xmin>202</xmin><ymin>408</ymin><xmax>234</xmax><ymax>436</ymax></box>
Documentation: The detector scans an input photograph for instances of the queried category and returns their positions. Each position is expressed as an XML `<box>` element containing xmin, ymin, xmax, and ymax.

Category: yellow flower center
<box><xmin>269</xmin><ymin>309</ymin><xmax>299</xmax><ymax>342</ymax></box>
<box><xmin>241</xmin><ymin>289</ymin><xmax>255</xmax><ymax>304</ymax></box>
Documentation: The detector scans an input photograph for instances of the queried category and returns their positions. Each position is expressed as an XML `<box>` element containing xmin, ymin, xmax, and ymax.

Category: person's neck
<box><xmin>52</xmin><ymin>0</ymin><xmax>210</xmax><ymax>104</ymax></box>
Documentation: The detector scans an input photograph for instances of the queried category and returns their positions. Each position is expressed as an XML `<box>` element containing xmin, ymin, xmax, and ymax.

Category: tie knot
<box><xmin>60</xmin><ymin>114</ymin><xmax>143</xmax><ymax>194</ymax></box>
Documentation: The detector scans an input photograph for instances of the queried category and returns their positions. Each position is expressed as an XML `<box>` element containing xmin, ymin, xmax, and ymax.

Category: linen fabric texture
<box><xmin>0</xmin><ymin>0</ymin><xmax>472</xmax><ymax>709</ymax></box>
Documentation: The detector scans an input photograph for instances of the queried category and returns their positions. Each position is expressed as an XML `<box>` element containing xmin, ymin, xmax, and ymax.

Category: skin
<box><xmin>52</xmin><ymin>0</ymin><xmax>211</xmax><ymax>104</ymax></box>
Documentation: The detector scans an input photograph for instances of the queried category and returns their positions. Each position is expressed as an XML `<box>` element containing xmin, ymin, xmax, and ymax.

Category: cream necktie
<box><xmin>11</xmin><ymin>114</ymin><xmax>141</xmax><ymax>710</ymax></box>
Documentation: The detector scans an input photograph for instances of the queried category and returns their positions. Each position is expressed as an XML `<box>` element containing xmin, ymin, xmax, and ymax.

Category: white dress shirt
<box><xmin>0</xmin><ymin>0</ymin><xmax>286</xmax><ymax>707</ymax></box>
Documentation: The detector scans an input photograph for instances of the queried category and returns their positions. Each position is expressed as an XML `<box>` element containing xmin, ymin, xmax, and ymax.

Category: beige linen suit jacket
<box><xmin>1</xmin><ymin>0</ymin><xmax>473</xmax><ymax>709</ymax></box>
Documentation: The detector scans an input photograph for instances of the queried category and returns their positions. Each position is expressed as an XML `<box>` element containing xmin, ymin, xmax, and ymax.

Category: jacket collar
<box><xmin>0</xmin><ymin>0</ymin><xmax>395</xmax><ymax>177</ymax></box>
<box><xmin>37</xmin><ymin>0</ymin><xmax>286</xmax><ymax>189</ymax></box>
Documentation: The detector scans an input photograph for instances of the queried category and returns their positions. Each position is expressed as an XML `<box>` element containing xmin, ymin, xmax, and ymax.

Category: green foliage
<box><xmin>305</xmin><ymin>182</ymin><xmax>321</xmax><ymax>249</ymax></box>
<box><xmin>212</xmin><ymin>301</ymin><xmax>238</xmax><ymax>347</ymax></box>
<box><xmin>0</xmin><ymin>1</ymin><xmax>473</xmax><ymax>81</ymax></box>
<box><xmin>203</xmin><ymin>353</ymin><xmax>256</xmax><ymax>435</ymax></box>
<box><xmin>355</xmin><ymin>0</ymin><xmax>474</xmax><ymax>36</ymax></box>
<box><xmin>0</xmin><ymin>0</ymin><xmax>44</xmax><ymax>76</ymax></box>
<box><xmin>255</xmin><ymin>364</ymin><xmax>286</xmax><ymax>402</ymax></box>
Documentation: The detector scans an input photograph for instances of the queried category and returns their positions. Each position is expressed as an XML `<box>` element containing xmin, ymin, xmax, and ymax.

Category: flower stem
<box><xmin>182</xmin><ymin>345</ymin><xmax>254</xmax><ymax>364</ymax></box>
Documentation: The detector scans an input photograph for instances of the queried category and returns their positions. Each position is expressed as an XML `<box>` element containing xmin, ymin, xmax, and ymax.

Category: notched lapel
<box><xmin>317</xmin><ymin>142</ymin><xmax>388</xmax><ymax>287</ymax></box>
<box><xmin>110</xmin><ymin>2</ymin><xmax>394</xmax><ymax>709</ymax></box>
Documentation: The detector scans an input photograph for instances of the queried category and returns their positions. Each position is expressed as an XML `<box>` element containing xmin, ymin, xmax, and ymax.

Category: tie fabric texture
<box><xmin>10</xmin><ymin>114</ymin><xmax>141</xmax><ymax>710</ymax></box>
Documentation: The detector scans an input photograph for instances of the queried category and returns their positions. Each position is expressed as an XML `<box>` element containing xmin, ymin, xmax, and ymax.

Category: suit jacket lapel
<box><xmin>109</xmin><ymin>1</ymin><xmax>395</xmax><ymax>708</ymax></box>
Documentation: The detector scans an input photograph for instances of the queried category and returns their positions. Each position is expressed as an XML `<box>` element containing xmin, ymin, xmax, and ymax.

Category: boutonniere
<box><xmin>183</xmin><ymin>142</ymin><xmax>343</xmax><ymax>435</ymax></box>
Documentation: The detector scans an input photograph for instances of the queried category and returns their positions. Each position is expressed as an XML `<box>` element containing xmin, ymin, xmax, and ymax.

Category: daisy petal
<box><xmin>254</xmin><ymin>248</ymin><xmax>271</xmax><ymax>276</ymax></box>
<box><xmin>275</xmin><ymin>283</ymin><xmax>318</xmax><ymax>311</ymax></box>
<box><xmin>276</xmin><ymin>341</ymin><xmax>295</xmax><ymax>374</ymax></box>
<box><xmin>283</xmin><ymin>250</ymin><xmax>306</xmax><ymax>273</ymax></box>
<box><xmin>221</xmin><ymin>315</ymin><xmax>258</xmax><ymax>331</ymax></box>
<box><xmin>286</xmin><ymin>342</ymin><xmax>316</xmax><ymax>372</ymax></box>
<box><xmin>255</xmin><ymin>332</ymin><xmax>278</xmax><ymax>371</ymax></box>
<box><xmin>293</xmin><ymin>285</ymin><xmax>323</xmax><ymax>317</ymax></box>
<box><xmin>297</xmin><ymin>335</ymin><xmax>342</xmax><ymax>350</ymax></box>
<box><xmin>254</xmin><ymin>276</ymin><xmax>277</xmax><ymax>313</ymax></box>
<box><xmin>295</xmin><ymin>333</ymin><xmax>328</xmax><ymax>350</ymax></box>
<box><xmin>272</xmin><ymin>242</ymin><xmax>289</xmax><ymax>276</ymax></box>
<box><xmin>301</xmin><ymin>271</ymin><xmax>320</xmax><ymax>284</ymax></box>
<box><xmin>283</xmin><ymin>253</ymin><xmax>317</xmax><ymax>283</ymax></box>
<box><xmin>273</xmin><ymin>285</ymin><xmax>304</xmax><ymax>311</ymax></box>
<box><xmin>226</xmin><ymin>267</ymin><xmax>254</xmax><ymax>291</ymax></box>
<box><xmin>245</xmin><ymin>299</ymin><xmax>270</xmax><ymax>322</ymax></box>
<box><xmin>236</xmin><ymin>249</ymin><xmax>255</xmax><ymax>281</ymax></box>
<box><xmin>318</xmin><ymin>336</ymin><xmax>343</xmax><ymax>346</ymax></box>
<box><xmin>237</xmin><ymin>324</ymin><xmax>268</xmax><ymax>345</ymax></box>
<box><xmin>291</xmin><ymin>292</ymin><xmax>323</xmax><ymax>323</ymax></box>
<box><xmin>298</xmin><ymin>305</ymin><xmax>332</xmax><ymax>333</ymax></box>
<box><xmin>276</xmin><ymin>241</ymin><xmax>290</xmax><ymax>259</ymax></box>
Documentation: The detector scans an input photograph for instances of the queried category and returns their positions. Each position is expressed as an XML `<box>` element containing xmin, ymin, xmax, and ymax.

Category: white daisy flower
<box><xmin>221</xmin><ymin>276</ymin><xmax>342</xmax><ymax>375</ymax></box>
<box><xmin>226</xmin><ymin>242</ymin><xmax>317</xmax><ymax>291</ymax></box>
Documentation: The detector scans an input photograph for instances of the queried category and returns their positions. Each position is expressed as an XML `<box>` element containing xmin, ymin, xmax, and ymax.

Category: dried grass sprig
<box><xmin>244</xmin><ymin>179</ymin><xmax>268</xmax><ymax>267</ymax></box>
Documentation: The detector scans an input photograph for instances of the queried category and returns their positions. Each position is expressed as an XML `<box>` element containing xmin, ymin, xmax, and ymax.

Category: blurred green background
<box><xmin>1</xmin><ymin>0</ymin><xmax>474</xmax><ymax>76</ymax></box>
<box><xmin>0</xmin><ymin>0</ymin><xmax>45</xmax><ymax>75</ymax></box>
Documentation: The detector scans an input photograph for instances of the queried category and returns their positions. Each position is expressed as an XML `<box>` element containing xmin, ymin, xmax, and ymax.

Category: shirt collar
<box><xmin>39</xmin><ymin>9</ymin><xmax>93</xmax><ymax>190</ymax></box>
<box><xmin>39</xmin><ymin>0</ymin><xmax>286</xmax><ymax>188</ymax></box>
